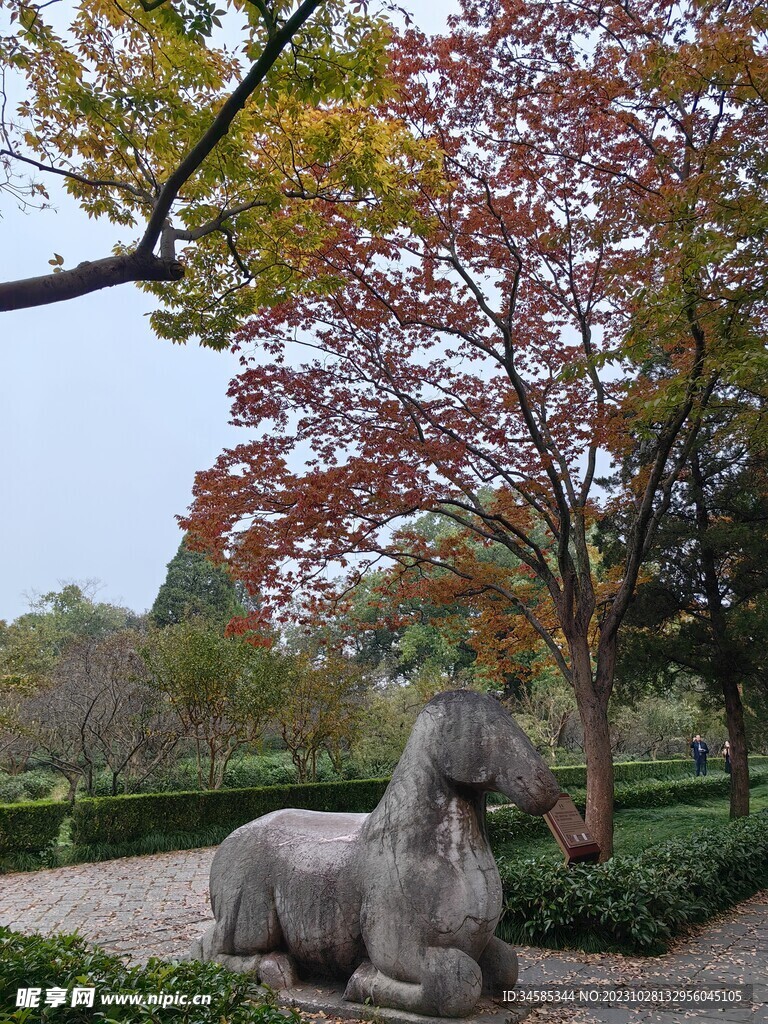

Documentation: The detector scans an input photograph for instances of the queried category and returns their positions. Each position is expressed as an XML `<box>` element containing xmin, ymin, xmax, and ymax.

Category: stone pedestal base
<box><xmin>267</xmin><ymin>980</ymin><xmax>533</xmax><ymax>1024</ymax></box>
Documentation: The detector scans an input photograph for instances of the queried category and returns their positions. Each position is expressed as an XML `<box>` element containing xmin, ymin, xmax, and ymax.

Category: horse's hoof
<box><xmin>343</xmin><ymin>961</ymin><xmax>377</xmax><ymax>1004</ymax></box>
<box><xmin>191</xmin><ymin>924</ymin><xmax>217</xmax><ymax>963</ymax></box>
<box><xmin>214</xmin><ymin>952</ymin><xmax>262</xmax><ymax>974</ymax></box>
<box><xmin>260</xmin><ymin>953</ymin><xmax>299</xmax><ymax>990</ymax></box>
<box><xmin>422</xmin><ymin>947</ymin><xmax>482</xmax><ymax>1017</ymax></box>
<box><xmin>479</xmin><ymin>936</ymin><xmax>518</xmax><ymax>1000</ymax></box>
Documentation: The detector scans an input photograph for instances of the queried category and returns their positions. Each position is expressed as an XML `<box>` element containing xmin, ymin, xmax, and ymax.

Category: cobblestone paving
<box><xmin>0</xmin><ymin>848</ymin><xmax>215</xmax><ymax>961</ymax></box>
<box><xmin>1</xmin><ymin>850</ymin><xmax>765</xmax><ymax>1024</ymax></box>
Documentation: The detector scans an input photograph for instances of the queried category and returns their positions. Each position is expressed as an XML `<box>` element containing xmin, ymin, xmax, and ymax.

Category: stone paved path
<box><xmin>520</xmin><ymin>890</ymin><xmax>768</xmax><ymax>1024</ymax></box>
<box><xmin>1</xmin><ymin>850</ymin><xmax>765</xmax><ymax>1023</ymax></box>
<box><xmin>0</xmin><ymin>848</ymin><xmax>214</xmax><ymax>962</ymax></box>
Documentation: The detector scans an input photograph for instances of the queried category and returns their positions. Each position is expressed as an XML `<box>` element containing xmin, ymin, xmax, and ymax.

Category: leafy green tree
<box><xmin>605</xmin><ymin>396</ymin><xmax>768</xmax><ymax>815</ymax></box>
<box><xmin>608</xmin><ymin>693</ymin><xmax>700</xmax><ymax>762</ymax></box>
<box><xmin>275</xmin><ymin>648</ymin><xmax>365</xmax><ymax>781</ymax></box>
<box><xmin>0</xmin><ymin>0</ymin><xmax>441</xmax><ymax>345</ymax></box>
<box><xmin>337</xmin><ymin>510</ymin><xmax>541</xmax><ymax>689</ymax></box>
<box><xmin>151</xmin><ymin>537</ymin><xmax>244</xmax><ymax>631</ymax></box>
<box><xmin>0</xmin><ymin>583</ymin><xmax>134</xmax><ymax>689</ymax></box>
<box><xmin>338</xmin><ymin>568</ymin><xmax>478</xmax><ymax>684</ymax></box>
<box><xmin>142</xmin><ymin>622</ymin><xmax>285</xmax><ymax>788</ymax></box>
<box><xmin>350</xmin><ymin>670</ymin><xmax>485</xmax><ymax>775</ymax></box>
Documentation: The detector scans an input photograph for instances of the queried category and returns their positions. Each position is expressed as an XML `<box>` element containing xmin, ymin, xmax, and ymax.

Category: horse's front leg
<box><xmin>344</xmin><ymin>947</ymin><xmax>482</xmax><ymax>1018</ymax></box>
<box><xmin>478</xmin><ymin>935</ymin><xmax>518</xmax><ymax>1001</ymax></box>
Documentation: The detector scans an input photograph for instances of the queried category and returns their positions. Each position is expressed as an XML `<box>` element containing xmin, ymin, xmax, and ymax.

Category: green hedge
<box><xmin>0</xmin><ymin>800</ymin><xmax>69</xmax><ymax>854</ymax></box>
<box><xmin>488</xmin><ymin>765</ymin><xmax>768</xmax><ymax>844</ymax></box>
<box><xmin>71</xmin><ymin>778</ymin><xmax>389</xmax><ymax>846</ymax></box>
<box><xmin>0</xmin><ymin>927</ymin><xmax>298</xmax><ymax>1023</ymax></box>
<box><xmin>550</xmin><ymin>753</ymin><xmax>768</xmax><ymax>788</ymax></box>
<box><xmin>496</xmin><ymin>811</ymin><xmax>768</xmax><ymax>954</ymax></box>
<box><xmin>77</xmin><ymin>758</ymin><xmax>761</xmax><ymax>849</ymax></box>
<box><xmin>612</xmin><ymin>769</ymin><xmax>768</xmax><ymax>808</ymax></box>
<box><xmin>6</xmin><ymin>755</ymin><xmax>768</xmax><ymax>857</ymax></box>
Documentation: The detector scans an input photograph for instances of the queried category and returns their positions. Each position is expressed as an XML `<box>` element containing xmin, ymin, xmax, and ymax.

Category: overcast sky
<box><xmin>0</xmin><ymin>0</ymin><xmax>458</xmax><ymax>623</ymax></box>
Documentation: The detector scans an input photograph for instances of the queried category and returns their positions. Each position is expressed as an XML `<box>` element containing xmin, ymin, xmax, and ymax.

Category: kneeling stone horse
<box><xmin>192</xmin><ymin>691</ymin><xmax>560</xmax><ymax>1017</ymax></box>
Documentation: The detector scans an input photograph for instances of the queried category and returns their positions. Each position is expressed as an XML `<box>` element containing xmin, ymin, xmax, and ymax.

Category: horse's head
<box><xmin>421</xmin><ymin>691</ymin><xmax>560</xmax><ymax>815</ymax></box>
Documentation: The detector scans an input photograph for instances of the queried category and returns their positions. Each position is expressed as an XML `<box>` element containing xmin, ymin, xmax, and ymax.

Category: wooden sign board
<box><xmin>544</xmin><ymin>793</ymin><xmax>601</xmax><ymax>865</ymax></box>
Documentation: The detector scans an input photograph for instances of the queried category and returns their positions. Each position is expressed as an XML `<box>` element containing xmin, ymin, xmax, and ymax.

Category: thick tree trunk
<box><xmin>570</xmin><ymin>638</ymin><xmax>615</xmax><ymax>860</ymax></box>
<box><xmin>578</xmin><ymin>695</ymin><xmax>614</xmax><ymax>860</ymax></box>
<box><xmin>66</xmin><ymin>773</ymin><xmax>80</xmax><ymax>805</ymax></box>
<box><xmin>690</xmin><ymin>451</ymin><xmax>750</xmax><ymax>816</ymax></box>
<box><xmin>722</xmin><ymin>673</ymin><xmax>750</xmax><ymax>818</ymax></box>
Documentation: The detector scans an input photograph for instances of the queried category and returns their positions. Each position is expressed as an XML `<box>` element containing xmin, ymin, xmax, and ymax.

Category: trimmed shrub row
<box><xmin>496</xmin><ymin>811</ymin><xmax>768</xmax><ymax>954</ymax></box>
<box><xmin>71</xmin><ymin>778</ymin><xmax>390</xmax><ymax>846</ymax></box>
<box><xmin>549</xmin><ymin>753</ymin><xmax>768</xmax><ymax>788</ymax></box>
<box><xmin>69</xmin><ymin>757</ymin><xmax>768</xmax><ymax>848</ymax></box>
<box><xmin>0</xmin><ymin>800</ymin><xmax>69</xmax><ymax>855</ymax></box>
<box><xmin>487</xmin><ymin>765</ymin><xmax>768</xmax><ymax>844</ymax></box>
<box><xmin>3</xmin><ymin>755</ymin><xmax>767</xmax><ymax>858</ymax></box>
<box><xmin>0</xmin><ymin>927</ymin><xmax>298</xmax><ymax>1023</ymax></box>
<box><xmin>611</xmin><ymin>769</ymin><xmax>768</xmax><ymax>808</ymax></box>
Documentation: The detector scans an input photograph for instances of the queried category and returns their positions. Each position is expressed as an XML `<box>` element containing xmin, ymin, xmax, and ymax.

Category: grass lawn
<box><xmin>492</xmin><ymin>779</ymin><xmax>768</xmax><ymax>862</ymax></box>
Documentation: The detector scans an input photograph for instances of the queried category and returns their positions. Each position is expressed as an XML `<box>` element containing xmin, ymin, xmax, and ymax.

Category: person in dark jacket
<box><xmin>722</xmin><ymin>740</ymin><xmax>732</xmax><ymax>774</ymax></box>
<box><xmin>691</xmin><ymin>734</ymin><xmax>709</xmax><ymax>776</ymax></box>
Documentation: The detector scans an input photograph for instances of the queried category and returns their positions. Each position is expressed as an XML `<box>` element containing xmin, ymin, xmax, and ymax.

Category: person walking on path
<box><xmin>691</xmin><ymin>734</ymin><xmax>709</xmax><ymax>776</ymax></box>
<box><xmin>722</xmin><ymin>739</ymin><xmax>732</xmax><ymax>774</ymax></box>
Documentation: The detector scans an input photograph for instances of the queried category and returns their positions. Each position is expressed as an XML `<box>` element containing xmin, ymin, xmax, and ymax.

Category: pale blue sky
<box><xmin>0</xmin><ymin>0</ymin><xmax>457</xmax><ymax>622</ymax></box>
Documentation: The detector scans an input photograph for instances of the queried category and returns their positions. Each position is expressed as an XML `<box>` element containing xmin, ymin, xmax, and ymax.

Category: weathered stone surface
<box><xmin>194</xmin><ymin>690</ymin><xmax>561</xmax><ymax>1017</ymax></box>
<box><xmin>275</xmin><ymin>979</ymin><xmax>534</xmax><ymax>1024</ymax></box>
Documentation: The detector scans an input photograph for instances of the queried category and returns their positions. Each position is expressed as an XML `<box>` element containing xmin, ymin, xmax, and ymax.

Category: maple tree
<box><xmin>184</xmin><ymin>0</ymin><xmax>768</xmax><ymax>855</ymax></box>
<box><xmin>0</xmin><ymin>0</ymin><xmax>438</xmax><ymax>346</ymax></box>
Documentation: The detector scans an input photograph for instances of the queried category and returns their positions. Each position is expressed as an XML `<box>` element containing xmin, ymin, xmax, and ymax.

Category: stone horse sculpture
<box><xmin>192</xmin><ymin>690</ymin><xmax>560</xmax><ymax>1017</ymax></box>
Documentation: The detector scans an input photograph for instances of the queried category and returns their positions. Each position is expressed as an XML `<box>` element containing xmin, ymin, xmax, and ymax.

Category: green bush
<box><xmin>72</xmin><ymin>778</ymin><xmax>390</xmax><ymax>846</ymax></box>
<box><xmin>130</xmin><ymin>758</ymin><xmax>202</xmax><ymax>794</ymax></box>
<box><xmin>122</xmin><ymin>754</ymin><xmax>314</xmax><ymax>794</ymax></box>
<box><xmin>609</xmin><ymin>771</ymin><xmax>763</xmax><ymax>809</ymax></box>
<box><xmin>5</xmin><ymin>754</ymin><xmax>768</xmax><ymax>862</ymax></box>
<box><xmin>0</xmin><ymin>927</ymin><xmax>300</xmax><ymax>1023</ymax></box>
<box><xmin>0</xmin><ymin>773</ymin><xmax>26</xmax><ymax>803</ymax></box>
<box><xmin>488</xmin><ymin>765</ymin><xmax>768</xmax><ymax>845</ymax></box>
<box><xmin>222</xmin><ymin>754</ymin><xmax>298</xmax><ymax>789</ymax></box>
<box><xmin>0</xmin><ymin>800</ymin><xmax>69</xmax><ymax>854</ymax></box>
<box><xmin>20</xmin><ymin>769</ymin><xmax>57</xmax><ymax>801</ymax></box>
<box><xmin>549</xmin><ymin>755</ymin><xmax>752</xmax><ymax>788</ymax></box>
<box><xmin>496</xmin><ymin>812</ymin><xmax>768</xmax><ymax>954</ymax></box>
